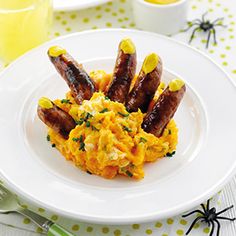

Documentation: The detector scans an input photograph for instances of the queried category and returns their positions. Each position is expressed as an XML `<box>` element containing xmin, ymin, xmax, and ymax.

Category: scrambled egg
<box><xmin>48</xmin><ymin>71</ymin><xmax>178</xmax><ymax>180</ymax></box>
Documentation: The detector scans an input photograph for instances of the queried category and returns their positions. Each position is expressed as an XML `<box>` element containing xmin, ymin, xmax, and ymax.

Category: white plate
<box><xmin>1</xmin><ymin>29</ymin><xmax>236</xmax><ymax>224</ymax></box>
<box><xmin>53</xmin><ymin>0</ymin><xmax>111</xmax><ymax>11</ymax></box>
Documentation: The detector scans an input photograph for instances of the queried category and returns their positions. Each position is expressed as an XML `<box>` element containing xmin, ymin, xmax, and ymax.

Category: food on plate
<box><xmin>142</xmin><ymin>79</ymin><xmax>186</xmax><ymax>137</ymax></box>
<box><xmin>37</xmin><ymin>97</ymin><xmax>76</xmax><ymax>139</ymax></box>
<box><xmin>48</xmin><ymin>46</ymin><xmax>96</xmax><ymax>105</ymax></box>
<box><xmin>126</xmin><ymin>53</ymin><xmax>162</xmax><ymax>113</ymax></box>
<box><xmin>37</xmin><ymin>38</ymin><xmax>186</xmax><ymax>180</ymax></box>
<box><xmin>144</xmin><ymin>0</ymin><xmax>180</xmax><ymax>5</ymax></box>
<box><xmin>106</xmin><ymin>38</ymin><xmax>137</xmax><ymax>103</ymax></box>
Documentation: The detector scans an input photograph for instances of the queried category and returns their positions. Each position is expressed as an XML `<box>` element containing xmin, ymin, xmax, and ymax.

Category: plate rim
<box><xmin>1</xmin><ymin>29</ymin><xmax>236</xmax><ymax>224</ymax></box>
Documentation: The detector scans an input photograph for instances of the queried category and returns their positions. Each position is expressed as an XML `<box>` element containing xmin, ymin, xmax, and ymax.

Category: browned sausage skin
<box><xmin>126</xmin><ymin>53</ymin><xmax>162</xmax><ymax>113</ymax></box>
<box><xmin>106</xmin><ymin>38</ymin><xmax>137</xmax><ymax>103</ymax></box>
<box><xmin>37</xmin><ymin>97</ymin><xmax>76</xmax><ymax>139</ymax></box>
<box><xmin>142</xmin><ymin>79</ymin><xmax>186</xmax><ymax>137</ymax></box>
<box><xmin>48</xmin><ymin>46</ymin><xmax>96</xmax><ymax>105</ymax></box>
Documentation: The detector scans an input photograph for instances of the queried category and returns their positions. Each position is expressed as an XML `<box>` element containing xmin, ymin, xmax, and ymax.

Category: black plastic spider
<box><xmin>184</xmin><ymin>12</ymin><xmax>227</xmax><ymax>48</ymax></box>
<box><xmin>182</xmin><ymin>199</ymin><xmax>236</xmax><ymax>236</ymax></box>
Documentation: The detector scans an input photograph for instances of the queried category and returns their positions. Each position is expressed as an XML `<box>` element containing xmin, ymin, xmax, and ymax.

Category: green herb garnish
<box><xmin>72</xmin><ymin>137</ymin><xmax>79</xmax><ymax>142</ymax></box>
<box><xmin>100</xmin><ymin>108</ymin><xmax>109</xmax><ymax>113</ymax></box>
<box><xmin>166</xmin><ymin>151</ymin><xmax>176</xmax><ymax>157</ymax></box>
<box><xmin>126</xmin><ymin>170</ymin><xmax>133</xmax><ymax>177</ymax></box>
<box><xmin>79</xmin><ymin>135</ymin><xmax>83</xmax><ymax>142</ymax></box>
<box><xmin>79</xmin><ymin>142</ymin><xmax>85</xmax><ymax>151</ymax></box>
<box><xmin>168</xmin><ymin>129</ymin><xmax>172</xmax><ymax>135</ymax></box>
<box><xmin>47</xmin><ymin>135</ymin><xmax>50</xmax><ymax>142</ymax></box>
<box><xmin>118</xmin><ymin>112</ymin><xmax>129</xmax><ymax>117</ymax></box>
<box><xmin>86</xmin><ymin>170</ymin><xmax>92</xmax><ymax>175</ymax></box>
<box><xmin>61</xmin><ymin>99</ymin><xmax>71</xmax><ymax>104</ymax></box>
<box><xmin>85</xmin><ymin>112</ymin><xmax>93</xmax><ymax>119</ymax></box>
<box><xmin>91</xmin><ymin>125</ymin><xmax>99</xmax><ymax>131</ymax></box>
<box><xmin>86</xmin><ymin>121</ymin><xmax>91</xmax><ymax>127</ymax></box>
<box><xmin>105</xmin><ymin>96</ymin><xmax>110</xmax><ymax>100</ymax></box>
<box><xmin>139</xmin><ymin>137</ymin><xmax>147</xmax><ymax>143</ymax></box>
<box><xmin>123</xmin><ymin>125</ymin><xmax>132</xmax><ymax>132</ymax></box>
<box><xmin>51</xmin><ymin>143</ymin><xmax>56</xmax><ymax>148</ymax></box>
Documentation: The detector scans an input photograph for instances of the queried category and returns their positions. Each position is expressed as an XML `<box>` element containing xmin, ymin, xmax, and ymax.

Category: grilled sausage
<box><xmin>126</xmin><ymin>53</ymin><xmax>162</xmax><ymax>113</ymax></box>
<box><xmin>37</xmin><ymin>97</ymin><xmax>76</xmax><ymax>139</ymax></box>
<box><xmin>48</xmin><ymin>46</ymin><xmax>96</xmax><ymax>105</ymax></box>
<box><xmin>142</xmin><ymin>79</ymin><xmax>186</xmax><ymax>137</ymax></box>
<box><xmin>106</xmin><ymin>38</ymin><xmax>137</xmax><ymax>103</ymax></box>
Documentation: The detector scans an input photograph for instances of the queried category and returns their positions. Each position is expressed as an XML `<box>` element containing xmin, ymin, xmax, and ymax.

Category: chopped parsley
<box><xmin>51</xmin><ymin>143</ymin><xmax>56</xmax><ymax>148</ymax></box>
<box><xmin>126</xmin><ymin>170</ymin><xmax>133</xmax><ymax>177</ymax></box>
<box><xmin>86</xmin><ymin>170</ymin><xmax>92</xmax><ymax>175</ymax></box>
<box><xmin>72</xmin><ymin>137</ymin><xmax>79</xmax><ymax>142</ymax></box>
<box><xmin>139</xmin><ymin>137</ymin><xmax>147</xmax><ymax>143</ymax></box>
<box><xmin>123</xmin><ymin>125</ymin><xmax>132</xmax><ymax>132</ymax></box>
<box><xmin>100</xmin><ymin>108</ymin><xmax>109</xmax><ymax>113</ymax></box>
<box><xmin>166</xmin><ymin>151</ymin><xmax>176</xmax><ymax>157</ymax></box>
<box><xmin>118</xmin><ymin>112</ymin><xmax>129</xmax><ymax>117</ymax></box>
<box><xmin>79</xmin><ymin>135</ymin><xmax>83</xmax><ymax>142</ymax></box>
<box><xmin>168</xmin><ymin>129</ymin><xmax>172</xmax><ymax>135</ymax></box>
<box><xmin>76</xmin><ymin>112</ymin><xmax>93</xmax><ymax>126</ymax></box>
<box><xmin>86</xmin><ymin>121</ymin><xmax>91</xmax><ymax>127</ymax></box>
<box><xmin>76</xmin><ymin>119</ymin><xmax>84</xmax><ymax>125</ymax></box>
<box><xmin>61</xmin><ymin>99</ymin><xmax>71</xmax><ymax>104</ymax></box>
<box><xmin>46</xmin><ymin>135</ymin><xmax>50</xmax><ymax>142</ymax></box>
<box><xmin>105</xmin><ymin>96</ymin><xmax>110</xmax><ymax>100</ymax></box>
<box><xmin>78</xmin><ymin>135</ymin><xmax>85</xmax><ymax>151</ymax></box>
<box><xmin>85</xmin><ymin>112</ymin><xmax>93</xmax><ymax>119</ymax></box>
<box><xmin>91</xmin><ymin>125</ymin><xmax>99</xmax><ymax>131</ymax></box>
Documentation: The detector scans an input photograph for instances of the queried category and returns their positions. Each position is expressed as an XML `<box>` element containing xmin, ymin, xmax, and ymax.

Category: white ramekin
<box><xmin>132</xmin><ymin>0</ymin><xmax>189</xmax><ymax>35</ymax></box>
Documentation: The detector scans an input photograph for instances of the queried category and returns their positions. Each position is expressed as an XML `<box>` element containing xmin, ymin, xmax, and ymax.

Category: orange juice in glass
<box><xmin>0</xmin><ymin>0</ymin><xmax>53</xmax><ymax>63</ymax></box>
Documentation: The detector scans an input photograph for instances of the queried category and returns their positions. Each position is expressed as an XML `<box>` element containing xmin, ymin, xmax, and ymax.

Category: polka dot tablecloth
<box><xmin>1</xmin><ymin>0</ymin><xmax>236</xmax><ymax>235</ymax></box>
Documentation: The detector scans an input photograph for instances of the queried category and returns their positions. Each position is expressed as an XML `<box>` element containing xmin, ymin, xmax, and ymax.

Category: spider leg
<box><xmin>216</xmin><ymin>205</ymin><xmax>234</xmax><ymax>216</ymax></box>
<box><xmin>189</xmin><ymin>27</ymin><xmax>200</xmax><ymax>44</ymax></box>
<box><xmin>212</xmin><ymin>17</ymin><xmax>224</xmax><ymax>24</ymax></box>
<box><xmin>182</xmin><ymin>23</ymin><xmax>199</xmax><ymax>32</ymax></box>
<box><xmin>182</xmin><ymin>210</ymin><xmax>204</xmax><ymax>217</ymax></box>
<box><xmin>206</xmin><ymin>199</ymin><xmax>210</xmax><ymax>211</ymax></box>
<box><xmin>212</xmin><ymin>28</ymin><xmax>217</xmax><ymax>45</ymax></box>
<box><xmin>201</xmin><ymin>204</ymin><xmax>207</xmax><ymax>213</ymax></box>
<box><xmin>215</xmin><ymin>219</ymin><xmax>221</xmax><ymax>236</ymax></box>
<box><xmin>202</xmin><ymin>12</ymin><xmax>208</xmax><ymax>22</ymax></box>
<box><xmin>214</xmin><ymin>23</ymin><xmax>227</xmax><ymax>28</ymax></box>
<box><xmin>185</xmin><ymin>217</ymin><xmax>203</xmax><ymax>235</ymax></box>
<box><xmin>217</xmin><ymin>216</ymin><xmax>236</xmax><ymax>221</ymax></box>
<box><xmin>209</xmin><ymin>220</ymin><xmax>215</xmax><ymax>236</ymax></box>
<box><xmin>206</xmin><ymin>30</ymin><xmax>212</xmax><ymax>49</ymax></box>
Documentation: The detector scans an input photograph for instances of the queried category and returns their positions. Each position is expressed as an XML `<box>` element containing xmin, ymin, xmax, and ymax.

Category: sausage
<box><xmin>48</xmin><ymin>46</ymin><xmax>96</xmax><ymax>105</ymax></box>
<box><xmin>126</xmin><ymin>53</ymin><xmax>162</xmax><ymax>113</ymax></box>
<box><xmin>142</xmin><ymin>79</ymin><xmax>186</xmax><ymax>137</ymax></box>
<box><xmin>106</xmin><ymin>38</ymin><xmax>137</xmax><ymax>103</ymax></box>
<box><xmin>37</xmin><ymin>97</ymin><xmax>76</xmax><ymax>139</ymax></box>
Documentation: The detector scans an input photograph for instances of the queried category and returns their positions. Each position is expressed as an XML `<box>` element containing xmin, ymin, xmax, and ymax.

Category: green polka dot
<box><xmin>209</xmin><ymin>50</ymin><xmax>214</xmax><ymax>54</ymax></box>
<box><xmin>95</xmin><ymin>6</ymin><xmax>101</xmax><ymax>10</ymax></box>
<box><xmin>38</xmin><ymin>208</ymin><xmax>45</xmax><ymax>213</ymax></box>
<box><xmin>162</xmin><ymin>234</ymin><xmax>168</xmax><ymax>236</ymax></box>
<box><xmin>66</xmin><ymin>27</ymin><xmax>71</xmax><ymax>32</ymax></box>
<box><xmin>102</xmin><ymin>227</ymin><xmax>110</xmax><ymax>233</ymax></box>
<box><xmin>226</xmin><ymin>46</ymin><xmax>231</xmax><ymax>50</ymax></box>
<box><xmin>230</xmin><ymin>35</ymin><xmax>234</xmax><ymax>39</ymax></box>
<box><xmin>132</xmin><ymin>224</ymin><xmax>140</xmax><ymax>229</ymax></box>
<box><xmin>146</xmin><ymin>229</ymin><xmax>152</xmax><ymax>235</ymax></box>
<box><xmin>36</xmin><ymin>227</ymin><xmax>43</xmax><ymax>233</ymax></box>
<box><xmin>119</xmin><ymin>8</ymin><xmax>125</xmax><ymax>13</ymax></box>
<box><xmin>21</xmin><ymin>205</ymin><xmax>28</xmax><ymax>209</ymax></box>
<box><xmin>228</xmin><ymin>28</ymin><xmax>234</xmax><ymax>32</ymax></box>
<box><xmin>216</xmin><ymin>3</ymin><xmax>221</xmax><ymax>7</ymax></box>
<box><xmin>201</xmin><ymin>39</ymin><xmax>207</xmax><ymax>44</ymax></box>
<box><xmin>114</xmin><ymin>229</ymin><xmax>121</xmax><ymax>236</ymax></box>
<box><xmin>70</xmin><ymin>14</ymin><xmax>77</xmax><ymax>19</ymax></box>
<box><xmin>121</xmin><ymin>25</ymin><xmax>127</xmax><ymax>28</ymax></box>
<box><xmin>222</xmin><ymin>62</ymin><xmax>228</xmax><ymax>66</ymax></box>
<box><xmin>228</xmin><ymin>14</ymin><xmax>233</xmax><ymax>18</ymax></box>
<box><xmin>224</xmin><ymin>8</ymin><xmax>229</xmax><ymax>12</ymax></box>
<box><xmin>92</xmin><ymin>26</ymin><xmax>98</xmax><ymax>29</ymax></box>
<box><xmin>124</xmin><ymin>17</ymin><xmax>129</xmax><ymax>21</ymax></box>
<box><xmin>54</xmin><ymin>32</ymin><xmax>60</xmax><ymax>37</ymax></box>
<box><xmin>55</xmin><ymin>16</ymin><xmax>61</xmax><ymax>20</ymax></box>
<box><xmin>129</xmin><ymin>23</ymin><xmax>136</xmax><ymax>27</ymax></box>
<box><xmin>209</xmin><ymin>8</ymin><xmax>213</xmax><ymax>12</ymax></box>
<box><xmin>61</xmin><ymin>20</ymin><xmax>67</xmax><ymax>25</ymax></box>
<box><xmin>87</xmin><ymin>226</ymin><xmax>93</xmax><ymax>232</ymax></box>
<box><xmin>106</xmin><ymin>22</ymin><xmax>112</xmax><ymax>27</ymax></box>
<box><xmin>120</xmin><ymin>0</ymin><xmax>126</xmax><ymax>2</ymax></box>
<box><xmin>23</xmin><ymin>218</ymin><xmax>31</xmax><ymax>224</ymax></box>
<box><xmin>112</xmin><ymin>12</ymin><xmax>117</xmax><ymax>16</ymax></box>
<box><xmin>167</xmin><ymin>218</ymin><xmax>174</xmax><ymax>225</ymax></box>
<box><xmin>83</xmin><ymin>18</ymin><xmax>90</xmax><ymax>23</ymax></box>
<box><xmin>176</xmin><ymin>229</ymin><xmax>184</xmax><ymax>235</ymax></box>
<box><xmin>192</xmin><ymin>5</ymin><xmax>197</xmax><ymax>10</ymax></box>
<box><xmin>220</xmin><ymin>54</ymin><xmax>226</xmax><ymax>58</ymax></box>
<box><xmin>193</xmin><ymin>223</ymin><xmax>200</xmax><ymax>229</ymax></box>
<box><xmin>51</xmin><ymin>215</ymin><xmax>58</xmax><ymax>221</ymax></box>
<box><xmin>96</xmin><ymin>14</ymin><xmax>102</xmax><ymax>19</ymax></box>
<box><xmin>59</xmin><ymin>11</ymin><xmax>65</xmax><ymax>14</ymax></box>
<box><xmin>220</xmin><ymin>38</ymin><xmax>225</xmax><ymax>42</ymax></box>
<box><xmin>118</xmin><ymin>18</ymin><xmax>123</xmax><ymax>22</ymax></box>
<box><xmin>232</xmin><ymin>70</ymin><xmax>236</xmax><ymax>74</ymax></box>
<box><xmin>72</xmin><ymin>225</ymin><xmax>80</xmax><ymax>231</ymax></box>
<box><xmin>107</xmin><ymin>2</ymin><xmax>113</xmax><ymax>5</ymax></box>
<box><xmin>155</xmin><ymin>222</ymin><xmax>162</xmax><ymax>228</ymax></box>
<box><xmin>105</xmin><ymin>8</ymin><xmax>111</xmax><ymax>12</ymax></box>
<box><xmin>180</xmin><ymin>219</ymin><xmax>187</xmax><ymax>225</ymax></box>
<box><xmin>203</xmin><ymin>227</ymin><xmax>210</xmax><ymax>234</ymax></box>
